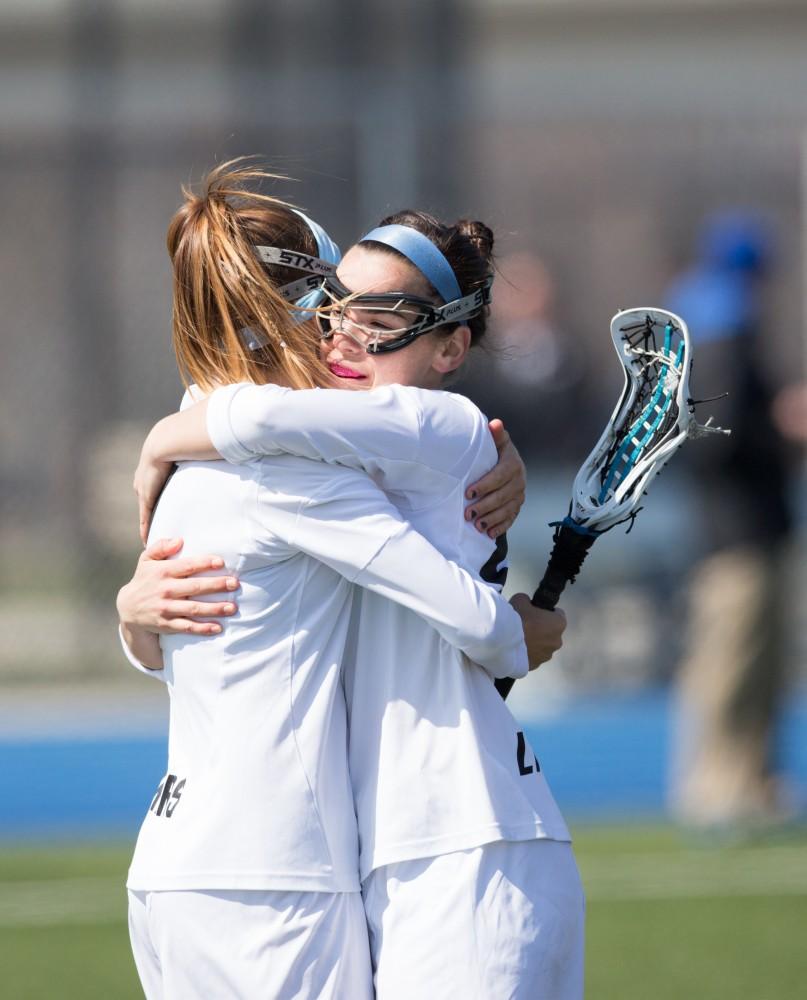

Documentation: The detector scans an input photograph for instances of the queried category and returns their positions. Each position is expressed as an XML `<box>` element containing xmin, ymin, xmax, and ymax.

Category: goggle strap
<box><xmin>238</xmin><ymin>326</ymin><xmax>269</xmax><ymax>351</ymax></box>
<box><xmin>432</xmin><ymin>279</ymin><xmax>493</xmax><ymax>325</ymax></box>
<box><xmin>276</xmin><ymin>275</ymin><xmax>325</xmax><ymax>302</ymax></box>
<box><xmin>254</xmin><ymin>245</ymin><xmax>339</xmax><ymax>277</ymax></box>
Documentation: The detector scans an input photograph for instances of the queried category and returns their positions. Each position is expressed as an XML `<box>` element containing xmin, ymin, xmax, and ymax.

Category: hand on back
<box><xmin>116</xmin><ymin>537</ymin><xmax>240</xmax><ymax>636</ymax></box>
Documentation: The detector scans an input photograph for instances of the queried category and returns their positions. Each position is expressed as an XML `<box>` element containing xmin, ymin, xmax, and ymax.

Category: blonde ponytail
<box><xmin>167</xmin><ymin>159</ymin><xmax>331</xmax><ymax>393</ymax></box>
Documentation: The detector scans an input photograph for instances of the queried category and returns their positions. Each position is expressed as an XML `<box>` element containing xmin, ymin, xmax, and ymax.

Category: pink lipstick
<box><xmin>329</xmin><ymin>363</ymin><xmax>367</xmax><ymax>380</ymax></box>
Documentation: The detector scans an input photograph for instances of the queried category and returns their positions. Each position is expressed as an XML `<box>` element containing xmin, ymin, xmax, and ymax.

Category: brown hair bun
<box><xmin>456</xmin><ymin>219</ymin><xmax>495</xmax><ymax>266</ymax></box>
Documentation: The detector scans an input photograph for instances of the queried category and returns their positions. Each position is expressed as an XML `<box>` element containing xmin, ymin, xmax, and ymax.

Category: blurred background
<box><xmin>1</xmin><ymin>1</ymin><xmax>806</xmax><ymax>996</ymax></box>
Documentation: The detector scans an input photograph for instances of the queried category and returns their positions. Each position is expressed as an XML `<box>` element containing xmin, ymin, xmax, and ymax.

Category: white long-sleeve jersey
<box><xmin>206</xmin><ymin>383</ymin><xmax>571</xmax><ymax>880</ymax></box>
<box><xmin>125</xmin><ymin>450</ymin><xmax>528</xmax><ymax>894</ymax></box>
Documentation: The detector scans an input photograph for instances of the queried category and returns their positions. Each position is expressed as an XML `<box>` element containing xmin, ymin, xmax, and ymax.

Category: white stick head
<box><xmin>570</xmin><ymin>307</ymin><xmax>708</xmax><ymax>532</ymax></box>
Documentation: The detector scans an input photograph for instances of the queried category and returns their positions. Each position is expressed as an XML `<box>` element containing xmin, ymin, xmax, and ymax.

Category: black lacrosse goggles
<box><xmin>316</xmin><ymin>276</ymin><xmax>492</xmax><ymax>355</ymax></box>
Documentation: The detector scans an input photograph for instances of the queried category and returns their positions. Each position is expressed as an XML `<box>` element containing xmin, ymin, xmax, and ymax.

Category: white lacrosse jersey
<box><xmin>207</xmin><ymin>382</ymin><xmax>572</xmax><ymax>880</ymax></box>
<box><xmin>125</xmin><ymin>447</ymin><xmax>528</xmax><ymax>894</ymax></box>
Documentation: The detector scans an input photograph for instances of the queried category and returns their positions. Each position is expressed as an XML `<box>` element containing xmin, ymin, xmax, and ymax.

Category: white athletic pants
<box><xmin>362</xmin><ymin>839</ymin><xmax>585</xmax><ymax>1000</ymax></box>
<box><xmin>128</xmin><ymin>887</ymin><xmax>373</xmax><ymax>999</ymax></box>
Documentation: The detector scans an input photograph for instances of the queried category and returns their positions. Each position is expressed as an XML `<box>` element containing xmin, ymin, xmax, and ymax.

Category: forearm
<box><xmin>134</xmin><ymin>403</ymin><xmax>218</xmax><ymax>542</ymax></box>
<box><xmin>145</xmin><ymin>399</ymin><xmax>217</xmax><ymax>463</ymax></box>
<box><xmin>279</xmin><ymin>471</ymin><xmax>529</xmax><ymax>681</ymax></box>
<box><xmin>206</xmin><ymin>382</ymin><xmax>420</xmax><ymax>466</ymax></box>
<box><xmin>355</xmin><ymin>523</ymin><xmax>528</xmax><ymax>680</ymax></box>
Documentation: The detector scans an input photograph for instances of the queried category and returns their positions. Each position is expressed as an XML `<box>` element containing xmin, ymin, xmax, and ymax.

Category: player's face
<box><xmin>320</xmin><ymin>245</ymin><xmax>470</xmax><ymax>390</ymax></box>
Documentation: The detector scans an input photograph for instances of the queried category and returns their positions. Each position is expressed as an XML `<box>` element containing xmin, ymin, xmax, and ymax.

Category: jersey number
<box><xmin>516</xmin><ymin>731</ymin><xmax>540</xmax><ymax>776</ymax></box>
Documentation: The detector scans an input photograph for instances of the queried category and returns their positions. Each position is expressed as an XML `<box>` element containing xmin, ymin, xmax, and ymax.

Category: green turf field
<box><xmin>2</xmin><ymin>826</ymin><xmax>805</xmax><ymax>999</ymax></box>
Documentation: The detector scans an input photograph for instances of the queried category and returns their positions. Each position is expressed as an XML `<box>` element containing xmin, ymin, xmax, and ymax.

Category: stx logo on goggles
<box><xmin>275</xmin><ymin>250</ymin><xmax>334</xmax><ymax>274</ymax></box>
<box><xmin>254</xmin><ymin>245</ymin><xmax>337</xmax><ymax>276</ymax></box>
<box><xmin>277</xmin><ymin>273</ymin><xmax>327</xmax><ymax>304</ymax></box>
<box><xmin>439</xmin><ymin>287</ymin><xmax>487</xmax><ymax>320</ymax></box>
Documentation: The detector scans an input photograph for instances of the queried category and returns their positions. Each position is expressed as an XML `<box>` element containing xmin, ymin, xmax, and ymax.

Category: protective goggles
<box><xmin>316</xmin><ymin>276</ymin><xmax>492</xmax><ymax>354</ymax></box>
<box><xmin>253</xmin><ymin>209</ymin><xmax>342</xmax><ymax>315</ymax></box>
<box><xmin>238</xmin><ymin>210</ymin><xmax>341</xmax><ymax>352</ymax></box>
<box><xmin>253</xmin><ymin>244</ymin><xmax>340</xmax><ymax>304</ymax></box>
<box><xmin>241</xmin><ymin>245</ymin><xmax>338</xmax><ymax>350</ymax></box>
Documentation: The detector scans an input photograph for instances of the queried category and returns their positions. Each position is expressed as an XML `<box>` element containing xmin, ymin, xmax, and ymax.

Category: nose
<box><xmin>329</xmin><ymin>326</ymin><xmax>367</xmax><ymax>358</ymax></box>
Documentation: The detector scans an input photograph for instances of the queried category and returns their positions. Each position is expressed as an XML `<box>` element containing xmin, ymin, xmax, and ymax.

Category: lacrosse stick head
<box><xmin>570</xmin><ymin>307</ymin><xmax>698</xmax><ymax>533</ymax></box>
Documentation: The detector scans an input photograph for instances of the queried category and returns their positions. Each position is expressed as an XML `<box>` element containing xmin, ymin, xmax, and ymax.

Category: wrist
<box><xmin>120</xmin><ymin>620</ymin><xmax>141</xmax><ymax>646</ymax></box>
<box><xmin>119</xmin><ymin>622</ymin><xmax>164</xmax><ymax>672</ymax></box>
<box><xmin>116</xmin><ymin>583</ymin><xmax>153</xmax><ymax>633</ymax></box>
<box><xmin>115</xmin><ymin>583</ymin><xmax>134</xmax><ymax>627</ymax></box>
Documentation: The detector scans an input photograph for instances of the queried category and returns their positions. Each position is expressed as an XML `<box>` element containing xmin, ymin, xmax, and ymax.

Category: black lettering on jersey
<box><xmin>516</xmin><ymin>731</ymin><xmax>533</xmax><ymax>775</ymax></box>
<box><xmin>149</xmin><ymin>778</ymin><xmax>166</xmax><ymax>813</ymax></box>
<box><xmin>480</xmin><ymin>532</ymin><xmax>509</xmax><ymax>590</ymax></box>
<box><xmin>165</xmin><ymin>778</ymin><xmax>185</xmax><ymax>818</ymax></box>
<box><xmin>516</xmin><ymin>731</ymin><xmax>541</xmax><ymax>775</ymax></box>
<box><xmin>149</xmin><ymin>774</ymin><xmax>185</xmax><ymax>818</ymax></box>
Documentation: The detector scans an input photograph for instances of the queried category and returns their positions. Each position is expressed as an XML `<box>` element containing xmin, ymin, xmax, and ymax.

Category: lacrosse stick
<box><xmin>496</xmin><ymin>306</ymin><xmax>729</xmax><ymax>699</ymax></box>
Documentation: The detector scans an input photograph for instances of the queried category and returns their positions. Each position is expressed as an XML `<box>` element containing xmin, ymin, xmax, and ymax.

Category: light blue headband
<box><xmin>360</xmin><ymin>224</ymin><xmax>462</xmax><ymax>304</ymax></box>
<box><xmin>294</xmin><ymin>209</ymin><xmax>341</xmax><ymax>272</ymax></box>
<box><xmin>292</xmin><ymin>209</ymin><xmax>341</xmax><ymax>314</ymax></box>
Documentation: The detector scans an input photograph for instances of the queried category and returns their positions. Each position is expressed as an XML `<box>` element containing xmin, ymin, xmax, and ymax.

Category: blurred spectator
<box><xmin>772</xmin><ymin>381</ymin><xmax>807</xmax><ymax>445</ymax></box>
<box><xmin>666</xmin><ymin>212</ymin><xmax>797</xmax><ymax>831</ymax></box>
<box><xmin>457</xmin><ymin>252</ymin><xmax>586</xmax><ymax>461</ymax></box>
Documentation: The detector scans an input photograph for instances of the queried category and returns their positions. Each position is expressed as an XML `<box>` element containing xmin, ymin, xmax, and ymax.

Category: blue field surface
<box><xmin>2</xmin><ymin>687</ymin><xmax>805</xmax><ymax>838</ymax></box>
<box><xmin>531</xmin><ymin>688</ymin><xmax>807</xmax><ymax>818</ymax></box>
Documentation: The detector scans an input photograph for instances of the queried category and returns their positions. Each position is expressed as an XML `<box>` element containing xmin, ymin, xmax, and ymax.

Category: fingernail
<box><xmin>223</xmin><ymin>603</ymin><xmax>235</xmax><ymax>614</ymax></box>
<box><xmin>469</xmin><ymin>509</ymin><xmax>478</xmax><ymax>520</ymax></box>
<box><xmin>479</xmin><ymin>520</ymin><xmax>487</xmax><ymax>530</ymax></box>
<box><xmin>210</xmin><ymin>624</ymin><xmax>222</xmax><ymax>633</ymax></box>
<box><xmin>211</xmin><ymin>557</ymin><xmax>224</xmax><ymax>568</ymax></box>
<box><xmin>226</xmin><ymin>577</ymin><xmax>238</xmax><ymax>589</ymax></box>
<box><xmin>467</xmin><ymin>490</ymin><xmax>478</xmax><ymax>500</ymax></box>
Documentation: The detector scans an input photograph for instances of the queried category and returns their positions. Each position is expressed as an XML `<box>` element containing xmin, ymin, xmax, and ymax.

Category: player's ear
<box><xmin>432</xmin><ymin>325</ymin><xmax>471</xmax><ymax>375</ymax></box>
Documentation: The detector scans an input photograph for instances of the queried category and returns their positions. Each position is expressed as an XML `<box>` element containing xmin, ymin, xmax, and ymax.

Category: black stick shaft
<box><xmin>495</xmin><ymin>524</ymin><xmax>596</xmax><ymax>700</ymax></box>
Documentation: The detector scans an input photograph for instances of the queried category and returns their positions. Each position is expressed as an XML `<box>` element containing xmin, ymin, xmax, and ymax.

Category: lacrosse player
<box><xmin>119</xmin><ymin>164</ymin><xmax>549</xmax><ymax>1000</ymax></box>
<box><xmin>132</xmin><ymin>210</ymin><xmax>585</xmax><ymax>999</ymax></box>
